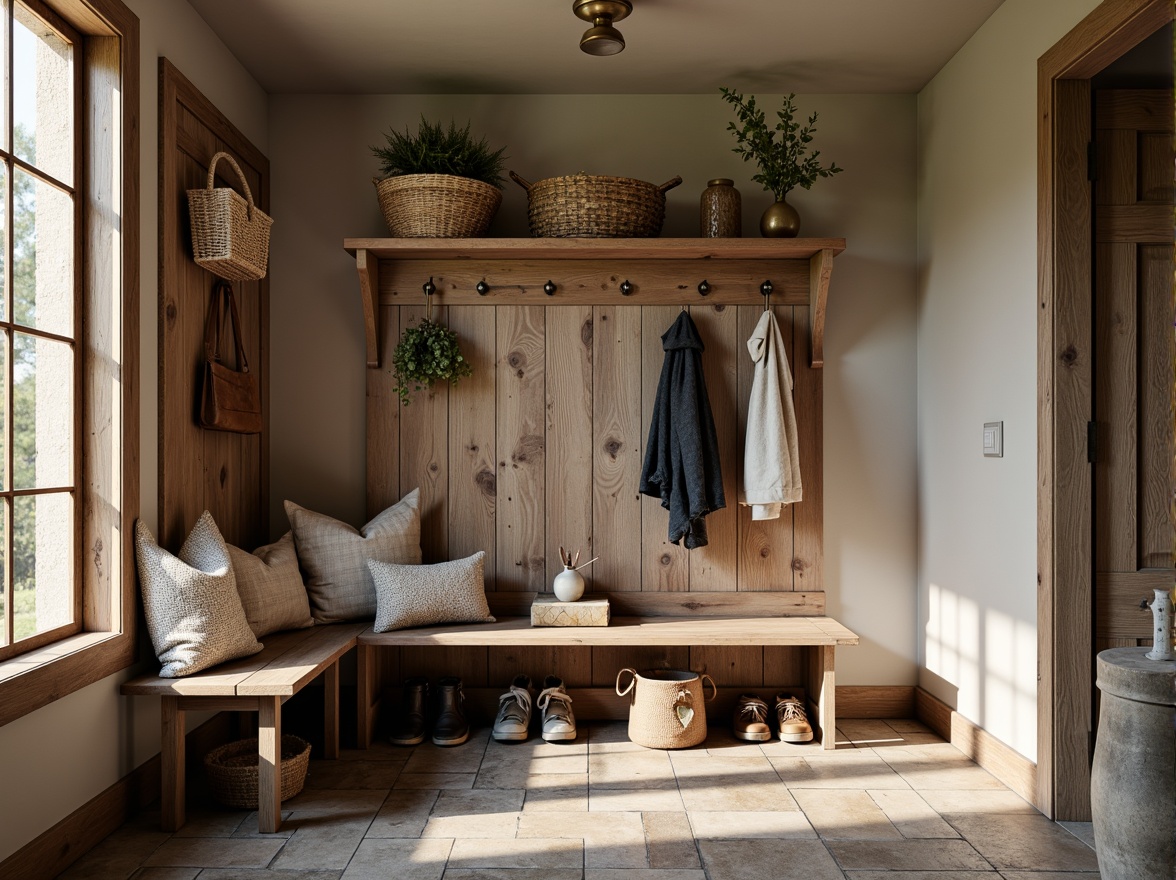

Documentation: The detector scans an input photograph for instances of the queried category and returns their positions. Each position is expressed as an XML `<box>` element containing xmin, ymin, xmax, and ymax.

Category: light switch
<box><xmin>983</xmin><ymin>421</ymin><xmax>1003</xmax><ymax>458</ymax></box>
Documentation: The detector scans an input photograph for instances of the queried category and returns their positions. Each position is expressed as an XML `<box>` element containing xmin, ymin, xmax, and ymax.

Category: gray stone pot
<box><xmin>1091</xmin><ymin>647</ymin><xmax>1176</xmax><ymax>879</ymax></box>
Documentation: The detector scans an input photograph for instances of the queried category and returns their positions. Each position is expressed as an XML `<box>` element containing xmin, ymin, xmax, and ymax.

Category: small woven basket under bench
<box><xmin>204</xmin><ymin>734</ymin><xmax>311</xmax><ymax>809</ymax></box>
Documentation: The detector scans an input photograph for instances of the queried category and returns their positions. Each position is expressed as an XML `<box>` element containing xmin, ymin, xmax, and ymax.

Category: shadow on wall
<box><xmin>923</xmin><ymin>582</ymin><xmax>1037</xmax><ymax>752</ymax></box>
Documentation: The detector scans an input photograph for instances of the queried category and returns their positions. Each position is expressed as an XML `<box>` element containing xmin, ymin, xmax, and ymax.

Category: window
<box><xmin>0</xmin><ymin>1</ymin><xmax>83</xmax><ymax>660</ymax></box>
<box><xmin>0</xmin><ymin>0</ymin><xmax>138</xmax><ymax>725</ymax></box>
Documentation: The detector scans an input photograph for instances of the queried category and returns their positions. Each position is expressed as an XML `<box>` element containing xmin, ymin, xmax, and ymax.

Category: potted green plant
<box><xmin>391</xmin><ymin>310</ymin><xmax>473</xmax><ymax>405</ymax></box>
<box><xmin>372</xmin><ymin>116</ymin><xmax>507</xmax><ymax>238</ymax></box>
<box><xmin>719</xmin><ymin>88</ymin><xmax>842</xmax><ymax>237</ymax></box>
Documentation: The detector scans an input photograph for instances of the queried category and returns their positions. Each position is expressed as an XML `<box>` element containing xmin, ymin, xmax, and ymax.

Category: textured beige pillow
<box><xmin>134</xmin><ymin>513</ymin><xmax>262</xmax><ymax>678</ymax></box>
<box><xmin>228</xmin><ymin>532</ymin><xmax>314</xmax><ymax>638</ymax></box>
<box><xmin>369</xmin><ymin>551</ymin><xmax>494</xmax><ymax>633</ymax></box>
<box><xmin>285</xmin><ymin>489</ymin><xmax>421</xmax><ymax>623</ymax></box>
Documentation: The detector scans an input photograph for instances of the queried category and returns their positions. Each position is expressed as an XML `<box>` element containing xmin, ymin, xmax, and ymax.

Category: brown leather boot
<box><xmin>390</xmin><ymin>677</ymin><xmax>428</xmax><ymax>746</ymax></box>
<box><xmin>432</xmin><ymin>676</ymin><xmax>470</xmax><ymax>746</ymax></box>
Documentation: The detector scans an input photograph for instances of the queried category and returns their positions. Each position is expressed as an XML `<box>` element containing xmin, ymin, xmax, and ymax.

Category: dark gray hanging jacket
<box><xmin>639</xmin><ymin>310</ymin><xmax>726</xmax><ymax>549</ymax></box>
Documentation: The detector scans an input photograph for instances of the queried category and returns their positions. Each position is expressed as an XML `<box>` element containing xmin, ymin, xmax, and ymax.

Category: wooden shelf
<box><xmin>344</xmin><ymin>237</ymin><xmax>844</xmax><ymax>370</ymax></box>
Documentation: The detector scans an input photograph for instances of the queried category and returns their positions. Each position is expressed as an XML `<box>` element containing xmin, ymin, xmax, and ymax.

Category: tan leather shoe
<box><xmin>734</xmin><ymin>693</ymin><xmax>772</xmax><ymax>742</ymax></box>
<box><xmin>774</xmin><ymin>693</ymin><xmax>814</xmax><ymax>743</ymax></box>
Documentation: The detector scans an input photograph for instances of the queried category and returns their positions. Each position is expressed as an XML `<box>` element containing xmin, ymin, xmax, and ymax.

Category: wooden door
<box><xmin>1092</xmin><ymin>90</ymin><xmax>1175</xmax><ymax>671</ymax></box>
<box><xmin>159</xmin><ymin>59</ymin><xmax>270</xmax><ymax>550</ymax></box>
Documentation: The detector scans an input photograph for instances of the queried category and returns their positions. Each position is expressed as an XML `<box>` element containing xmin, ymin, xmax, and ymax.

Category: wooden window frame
<box><xmin>0</xmin><ymin>0</ymin><xmax>137</xmax><ymax>728</ymax></box>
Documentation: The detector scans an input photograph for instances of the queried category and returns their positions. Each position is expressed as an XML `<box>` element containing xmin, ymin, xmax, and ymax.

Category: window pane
<box><xmin>0</xmin><ymin>330</ymin><xmax>6</xmax><ymax>492</ymax></box>
<box><xmin>13</xmin><ymin>331</ymin><xmax>71</xmax><ymax>489</ymax></box>
<box><xmin>13</xmin><ymin>3</ymin><xmax>72</xmax><ymax>185</ymax></box>
<box><xmin>0</xmin><ymin>1</ymin><xmax>9</xmax><ymax>154</ymax></box>
<box><xmin>14</xmin><ymin>491</ymin><xmax>71</xmax><ymax>640</ymax></box>
<box><xmin>13</xmin><ymin>167</ymin><xmax>72</xmax><ymax>336</ymax></box>
<box><xmin>0</xmin><ymin>163</ymin><xmax>7</xmax><ymax>322</ymax></box>
<box><xmin>0</xmin><ymin>500</ymin><xmax>6</xmax><ymax>648</ymax></box>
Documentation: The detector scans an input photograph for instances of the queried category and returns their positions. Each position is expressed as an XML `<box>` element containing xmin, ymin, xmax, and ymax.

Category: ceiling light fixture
<box><xmin>573</xmin><ymin>0</ymin><xmax>632</xmax><ymax>56</ymax></box>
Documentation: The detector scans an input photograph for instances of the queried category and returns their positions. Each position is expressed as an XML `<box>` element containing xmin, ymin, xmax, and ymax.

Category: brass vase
<box><xmin>760</xmin><ymin>198</ymin><xmax>800</xmax><ymax>238</ymax></box>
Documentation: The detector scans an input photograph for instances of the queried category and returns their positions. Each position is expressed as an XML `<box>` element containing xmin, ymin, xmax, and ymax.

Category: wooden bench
<box><xmin>356</xmin><ymin>593</ymin><xmax>858</xmax><ymax>751</ymax></box>
<box><xmin>120</xmin><ymin>622</ymin><xmax>365</xmax><ymax>833</ymax></box>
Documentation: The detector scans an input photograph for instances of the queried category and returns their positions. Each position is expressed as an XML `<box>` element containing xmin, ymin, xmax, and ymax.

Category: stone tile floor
<box><xmin>58</xmin><ymin>719</ymin><xmax>1100</xmax><ymax>879</ymax></box>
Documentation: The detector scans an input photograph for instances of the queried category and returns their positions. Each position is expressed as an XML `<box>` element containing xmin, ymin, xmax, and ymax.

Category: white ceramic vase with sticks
<box><xmin>554</xmin><ymin>547</ymin><xmax>597</xmax><ymax>602</ymax></box>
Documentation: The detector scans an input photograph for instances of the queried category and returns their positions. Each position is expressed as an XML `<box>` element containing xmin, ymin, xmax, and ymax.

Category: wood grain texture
<box><xmin>487</xmin><ymin>645</ymin><xmax>593</xmax><ymax>689</ymax></box>
<box><xmin>808</xmin><ymin>249</ymin><xmax>833</xmax><ymax>367</ymax></box>
<box><xmin>1096</xmin><ymin>570</ymin><xmax>1176</xmax><ymax>640</ymax></box>
<box><xmin>589</xmin><ymin>646</ymin><xmax>690</xmax><ymax>687</ymax></box>
<box><xmin>641</xmin><ymin>306</ymin><xmax>688</xmax><ymax>591</ymax></box>
<box><xmin>159</xmin><ymin>59</ymin><xmax>269</xmax><ymax>551</ymax></box>
<box><xmin>400</xmin><ymin>304</ymin><xmax>449</xmax><ymax>563</ymax></box>
<box><xmin>496</xmin><ymin>306</ymin><xmax>546</xmax><ymax>590</ymax></box>
<box><xmin>366</xmin><ymin>305</ymin><xmax>400</xmax><ymax>518</ymax></box>
<box><xmin>836</xmin><ymin>685</ymin><xmax>916</xmax><ymax>719</ymax></box>
<box><xmin>690</xmin><ymin>645</ymin><xmax>763</xmax><ymax>686</ymax></box>
<box><xmin>689</xmin><ymin>304</ymin><xmax>739</xmax><ymax>590</ymax></box>
<box><xmin>447</xmin><ymin>306</ymin><xmax>497</xmax><ymax>584</ymax></box>
<box><xmin>357</xmin><ymin>249</ymin><xmax>380</xmax><ymax>367</ymax></box>
<box><xmin>257</xmin><ymin>697</ymin><xmax>282</xmax><ymax>833</ymax></box>
<box><xmin>792</xmin><ymin>306</ymin><xmax>824</xmax><ymax>591</ymax></box>
<box><xmin>736</xmin><ymin>306</ymin><xmax>794</xmax><ymax>590</ymax></box>
<box><xmin>1096</xmin><ymin>88</ymin><xmax>1173</xmax><ymax>129</ymax></box>
<box><xmin>1138</xmin><ymin>244</ymin><xmax>1174</xmax><ymax>569</ymax></box>
<box><xmin>545</xmin><ymin>306</ymin><xmax>594</xmax><ymax>589</ymax></box>
<box><xmin>347</xmin><ymin>237</ymin><xmax>846</xmax><ymax>261</ymax></box>
<box><xmin>592</xmin><ymin>305</ymin><xmax>642</xmax><ymax>591</ymax></box>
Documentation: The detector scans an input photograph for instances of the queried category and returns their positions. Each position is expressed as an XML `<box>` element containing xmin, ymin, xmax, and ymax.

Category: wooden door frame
<box><xmin>1037</xmin><ymin>0</ymin><xmax>1173</xmax><ymax>821</ymax></box>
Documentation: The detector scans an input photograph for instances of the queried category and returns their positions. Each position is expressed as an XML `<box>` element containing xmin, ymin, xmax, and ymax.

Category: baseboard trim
<box><xmin>915</xmin><ymin>686</ymin><xmax>1038</xmax><ymax>804</ymax></box>
<box><xmin>837</xmin><ymin>685</ymin><xmax>915</xmax><ymax>718</ymax></box>
<box><xmin>0</xmin><ymin>713</ymin><xmax>232</xmax><ymax>880</ymax></box>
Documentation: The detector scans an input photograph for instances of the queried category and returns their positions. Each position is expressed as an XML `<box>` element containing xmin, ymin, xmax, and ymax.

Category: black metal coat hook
<box><xmin>423</xmin><ymin>277</ymin><xmax>436</xmax><ymax>297</ymax></box>
<box><xmin>476</xmin><ymin>279</ymin><xmax>490</xmax><ymax>296</ymax></box>
<box><xmin>698</xmin><ymin>280</ymin><xmax>710</xmax><ymax>297</ymax></box>
<box><xmin>760</xmin><ymin>280</ymin><xmax>773</xmax><ymax>297</ymax></box>
<box><xmin>544</xmin><ymin>280</ymin><xmax>557</xmax><ymax>296</ymax></box>
<box><xmin>620</xmin><ymin>280</ymin><xmax>633</xmax><ymax>296</ymax></box>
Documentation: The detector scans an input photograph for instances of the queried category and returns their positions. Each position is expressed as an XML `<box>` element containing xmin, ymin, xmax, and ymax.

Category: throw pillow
<box><xmin>368</xmin><ymin>551</ymin><xmax>495</xmax><ymax>633</ymax></box>
<box><xmin>134</xmin><ymin>513</ymin><xmax>263</xmax><ymax>678</ymax></box>
<box><xmin>285</xmin><ymin>488</ymin><xmax>421</xmax><ymax>623</ymax></box>
<box><xmin>228</xmin><ymin>532</ymin><xmax>314</xmax><ymax>638</ymax></box>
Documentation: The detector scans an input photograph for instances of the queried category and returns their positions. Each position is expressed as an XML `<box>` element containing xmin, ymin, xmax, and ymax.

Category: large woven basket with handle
<box><xmin>616</xmin><ymin>668</ymin><xmax>716</xmax><ymax>749</ymax></box>
<box><xmin>374</xmin><ymin>173</ymin><xmax>502</xmax><ymax>238</ymax></box>
<box><xmin>510</xmin><ymin>171</ymin><xmax>682</xmax><ymax>238</ymax></box>
<box><xmin>203</xmin><ymin>735</ymin><xmax>310</xmax><ymax>809</ymax></box>
<box><xmin>187</xmin><ymin>151</ymin><xmax>273</xmax><ymax>282</ymax></box>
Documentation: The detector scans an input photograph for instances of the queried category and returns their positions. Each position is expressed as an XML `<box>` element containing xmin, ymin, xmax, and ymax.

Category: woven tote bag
<box><xmin>188</xmin><ymin>151</ymin><xmax>273</xmax><ymax>281</ymax></box>
<box><xmin>615</xmin><ymin>668</ymin><xmax>717</xmax><ymax>749</ymax></box>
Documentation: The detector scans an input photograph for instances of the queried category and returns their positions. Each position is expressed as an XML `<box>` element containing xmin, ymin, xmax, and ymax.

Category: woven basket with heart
<box><xmin>615</xmin><ymin>668</ymin><xmax>717</xmax><ymax>749</ymax></box>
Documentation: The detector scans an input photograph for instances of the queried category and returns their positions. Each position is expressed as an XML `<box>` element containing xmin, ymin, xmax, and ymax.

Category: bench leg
<box><xmin>356</xmin><ymin>644</ymin><xmax>374</xmax><ymax>750</ymax></box>
<box><xmin>323</xmin><ymin>661</ymin><xmax>340</xmax><ymax>760</ymax></box>
<box><xmin>806</xmin><ymin>645</ymin><xmax>837</xmax><ymax>751</ymax></box>
<box><xmin>161</xmin><ymin>696</ymin><xmax>186</xmax><ymax>831</ymax></box>
<box><xmin>258</xmin><ymin>696</ymin><xmax>282</xmax><ymax>833</ymax></box>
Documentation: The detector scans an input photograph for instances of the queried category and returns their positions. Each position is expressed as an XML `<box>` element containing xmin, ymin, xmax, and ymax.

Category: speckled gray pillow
<box><xmin>228</xmin><ymin>532</ymin><xmax>314</xmax><ymax>638</ymax></box>
<box><xmin>134</xmin><ymin>513</ymin><xmax>262</xmax><ymax>678</ymax></box>
<box><xmin>285</xmin><ymin>489</ymin><xmax>421</xmax><ymax>623</ymax></box>
<box><xmin>369</xmin><ymin>551</ymin><xmax>494</xmax><ymax>633</ymax></box>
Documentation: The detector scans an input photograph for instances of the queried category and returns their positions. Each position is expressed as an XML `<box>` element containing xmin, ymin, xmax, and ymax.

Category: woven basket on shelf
<box><xmin>187</xmin><ymin>151</ymin><xmax>273</xmax><ymax>282</ymax></box>
<box><xmin>374</xmin><ymin>173</ymin><xmax>502</xmax><ymax>238</ymax></box>
<box><xmin>203</xmin><ymin>735</ymin><xmax>311</xmax><ymax>809</ymax></box>
<box><xmin>510</xmin><ymin>171</ymin><xmax>682</xmax><ymax>238</ymax></box>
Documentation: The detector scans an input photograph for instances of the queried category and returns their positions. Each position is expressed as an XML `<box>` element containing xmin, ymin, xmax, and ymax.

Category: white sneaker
<box><xmin>492</xmin><ymin>674</ymin><xmax>534</xmax><ymax>742</ymax></box>
<box><xmin>537</xmin><ymin>675</ymin><xmax>576</xmax><ymax>742</ymax></box>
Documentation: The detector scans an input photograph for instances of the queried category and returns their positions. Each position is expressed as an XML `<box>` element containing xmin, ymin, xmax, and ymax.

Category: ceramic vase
<box><xmin>1146</xmin><ymin>588</ymin><xmax>1174</xmax><ymax>661</ymax></box>
<box><xmin>700</xmin><ymin>178</ymin><xmax>741</xmax><ymax>237</ymax></box>
<box><xmin>760</xmin><ymin>198</ymin><xmax>800</xmax><ymax>237</ymax></box>
<box><xmin>552</xmin><ymin>566</ymin><xmax>586</xmax><ymax>602</ymax></box>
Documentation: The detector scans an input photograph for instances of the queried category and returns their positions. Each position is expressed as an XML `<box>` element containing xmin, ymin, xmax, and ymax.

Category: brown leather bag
<box><xmin>200</xmin><ymin>280</ymin><xmax>262</xmax><ymax>434</ymax></box>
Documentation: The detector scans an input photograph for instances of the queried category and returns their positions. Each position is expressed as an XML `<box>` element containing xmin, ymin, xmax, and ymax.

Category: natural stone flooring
<box><xmin>58</xmin><ymin>719</ymin><xmax>1100</xmax><ymax>879</ymax></box>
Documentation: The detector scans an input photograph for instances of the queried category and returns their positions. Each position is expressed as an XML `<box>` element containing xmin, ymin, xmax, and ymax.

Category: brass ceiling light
<box><xmin>574</xmin><ymin>0</ymin><xmax>632</xmax><ymax>56</ymax></box>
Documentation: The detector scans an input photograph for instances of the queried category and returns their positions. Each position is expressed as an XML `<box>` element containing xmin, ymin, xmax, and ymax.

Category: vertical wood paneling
<box><xmin>545</xmin><ymin>307</ymin><xmax>594</xmax><ymax>587</ymax></box>
<box><xmin>447</xmin><ymin>306</ymin><xmax>497</xmax><ymax>586</ymax></box>
<box><xmin>1138</xmin><ymin>131</ymin><xmax>1172</xmax><ymax>201</ymax></box>
<box><xmin>689</xmin><ymin>304</ymin><xmax>739</xmax><ymax>590</ymax></box>
<box><xmin>1138</xmin><ymin>244</ymin><xmax>1174</xmax><ymax>568</ymax></box>
<box><xmin>641</xmin><ymin>306</ymin><xmax>689</xmax><ymax>591</ymax></box>
<box><xmin>366</xmin><ymin>306</ymin><xmax>401</xmax><ymax>518</ymax></box>
<box><xmin>488</xmin><ymin>645</ymin><xmax>593</xmax><ymax>689</ymax></box>
<box><xmin>1094</xmin><ymin>243</ymin><xmax>1137</xmax><ymax>572</ymax></box>
<box><xmin>736</xmin><ymin>306</ymin><xmax>794</xmax><ymax>590</ymax></box>
<box><xmin>690</xmin><ymin>646</ymin><xmax>763</xmax><ymax>687</ymax></box>
<box><xmin>400</xmin><ymin>647</ymin><xmax>488</xmax><ymax>688</ymax></box>
<box><xmin>763</xmin><ymin>646</ymin><xmax>805</xmax><ymax>687</ymax></box>
<box><xmin>496</xmin><ymin>306</ymin><xmax>546</xmax><ymax>590</ymax></box>
<box><xmin>590</xmin><ymin>646</ymin><xmax>689</xmax><ymax>687</ymax></box>
<box><xmin>792</xmin><ymin>306</ymin><xmax>825</xmax><ymax>590</ymax></box>
<box><xmin>399</xmin><ymin>305</ymin><xmax>449</xmax><ymax>563</ymax></box>
<box><xmin>592</xmin><ymin>305</ymin><xmax>642</xmax><ymax>590</ymax></box>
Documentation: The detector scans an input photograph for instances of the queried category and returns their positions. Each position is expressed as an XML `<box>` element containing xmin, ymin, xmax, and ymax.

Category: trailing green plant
<box><xmin>372</xmin><ymin>116</ymin><xmax>507</xmax><ymax>188</ymax></box>
<box><xmin>391</xmin><ymin>317</ymin><xmax>473</xmax><ymax>406</ymax></box>
<box><xmin>720</xmin><ymin>88</ymin><xmax>842</xmax><ymax>201</ymax></box>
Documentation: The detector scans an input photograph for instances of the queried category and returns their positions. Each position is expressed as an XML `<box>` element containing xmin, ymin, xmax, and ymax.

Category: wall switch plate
<box><xmin>983</xmin><ymin>421</ymin><xmax>1003</xmax><ymax>457</ymax></box>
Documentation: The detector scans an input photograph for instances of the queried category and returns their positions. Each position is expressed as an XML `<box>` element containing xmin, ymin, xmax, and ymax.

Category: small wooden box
<box><xmin>530</xmin><ymin>595</ymin><xmax>611</xmax><ymax>627</ymax></box>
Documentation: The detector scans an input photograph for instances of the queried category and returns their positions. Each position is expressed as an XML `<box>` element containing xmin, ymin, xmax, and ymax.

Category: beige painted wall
<box><xmin>0</xmin><ymin>0</ymin><xmax>268</xmax><ymax>862</ymax></box>
<box><xmin>915</xmin><ymin>0</ymin><xmax>1101</xmax><ymax>762</ymax></box>
<box><xmin>267</xmin><ymin>92</ymin><xmax>918</xmax><ymax>686</ymax></box>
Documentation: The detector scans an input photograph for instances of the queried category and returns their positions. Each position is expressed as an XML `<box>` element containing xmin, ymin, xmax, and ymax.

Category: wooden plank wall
<box><xmin>159</xmin><ymin>59</ymin><xmax>270</xmax><ymax>551</ymax></box>
<box><xmin>367</xmin><ymin>302</ymin><xmax>823</xmax><ymax>693</ymax></box>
